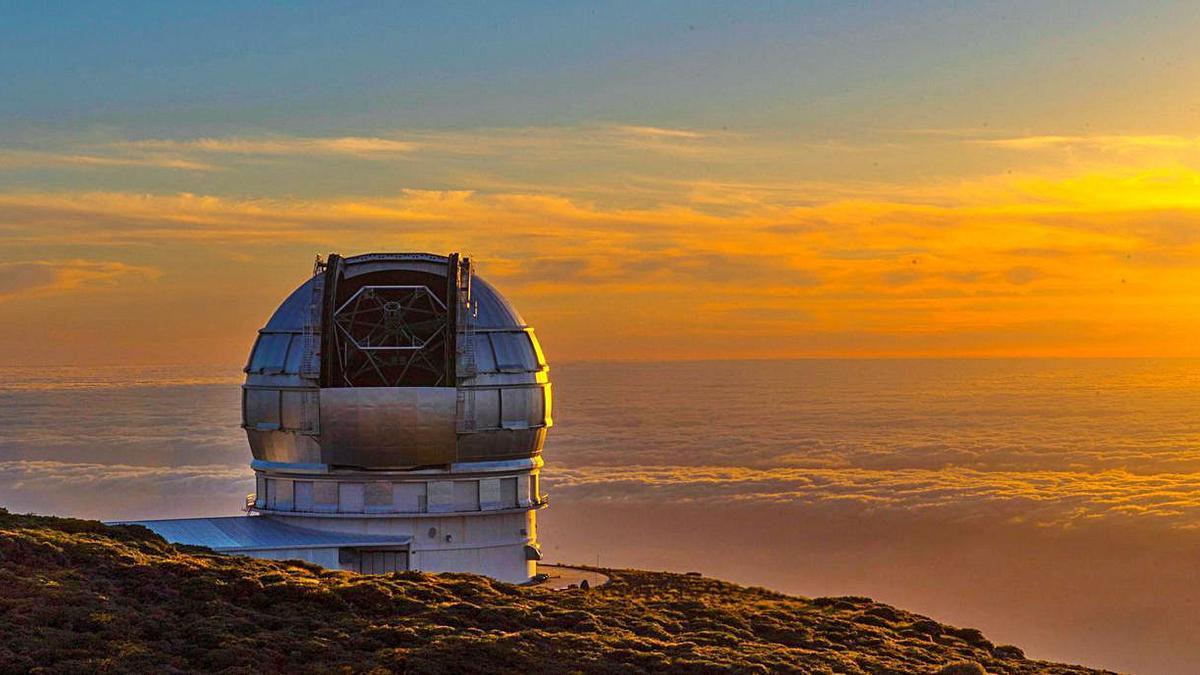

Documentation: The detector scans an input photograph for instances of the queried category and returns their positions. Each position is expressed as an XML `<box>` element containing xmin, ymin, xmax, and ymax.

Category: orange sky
<box><xmin>3</xmin><ymin>126</ymin><xmax>1200</xmax><ymax>365</ymax></box>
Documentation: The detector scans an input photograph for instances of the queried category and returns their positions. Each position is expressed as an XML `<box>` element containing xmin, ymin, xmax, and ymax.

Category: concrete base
<box><xmin>124</xmin><ymin>510</ymin><xmax>540</xmax><ymax>584</ymax></box>
<box><xmin>265</xmin><ymin>510</ymin><xmax>539</xmax><ymax>583</ymax></box>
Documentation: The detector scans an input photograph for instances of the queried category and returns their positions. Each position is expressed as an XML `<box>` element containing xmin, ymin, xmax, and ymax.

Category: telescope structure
<box><xmin>131</xmin><ymin>253</ymin><xmax>551</xmax><ymax>583</ymax></box>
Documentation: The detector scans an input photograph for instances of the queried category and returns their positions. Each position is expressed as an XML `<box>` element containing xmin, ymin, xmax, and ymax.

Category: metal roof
<box><xmin>121</xmin><ymin>516</ymin><xmax>412</xmax><ymax>552</ymax></box>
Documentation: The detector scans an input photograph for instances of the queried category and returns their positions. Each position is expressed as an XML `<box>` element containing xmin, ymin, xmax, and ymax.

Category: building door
<box><xmin>357</xmin><ymin>549</ymin><xmax>409</xmax><ymax>574</ymax></box>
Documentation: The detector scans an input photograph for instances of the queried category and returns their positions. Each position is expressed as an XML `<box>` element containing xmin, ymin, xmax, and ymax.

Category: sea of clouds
<box><xmin>2</xmin><ymin>360</ymin><xmax>1200</xmax><ymax>673</ymax></box>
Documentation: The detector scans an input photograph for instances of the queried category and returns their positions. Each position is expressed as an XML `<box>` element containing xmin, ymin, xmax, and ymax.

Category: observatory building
<box><xmin>129</xmin><ymin>253</ymin><xmax>552</xmax><ymax>583</ymax></box>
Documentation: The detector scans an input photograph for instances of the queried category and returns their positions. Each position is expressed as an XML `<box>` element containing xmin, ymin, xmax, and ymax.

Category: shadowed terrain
<box><xmin>0</xmin><ymin>509</ymin><xmax>1111</xmax><ymax>674</ymax></box>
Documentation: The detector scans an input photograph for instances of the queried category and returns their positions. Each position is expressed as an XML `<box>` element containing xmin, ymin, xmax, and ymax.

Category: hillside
<box><xmin>0</xmin><ymin>509</ymin><xmax>1110</xmax><ymax>674</ymax></box>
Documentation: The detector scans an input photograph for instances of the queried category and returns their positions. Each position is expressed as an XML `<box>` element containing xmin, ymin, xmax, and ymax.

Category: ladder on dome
<box><xmin>301</xmin><ymin>256</ymin><xmax>325</xmax><ymax>380</ymax></box>
<box><xmin>456</xmin><ymin>256</ymin><xmax>478</xmax><ymax>432</ymax></box>
<box><xmin>298</xmin><ymin>257</ymin><xmax>325</xmax><ymax>435</ymax></box>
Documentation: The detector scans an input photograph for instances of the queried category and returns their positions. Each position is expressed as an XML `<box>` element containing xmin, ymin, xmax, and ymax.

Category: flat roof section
<box><xmin>118</xmin><ymin>515</ymin><xmax>412</xmax><ymax>553</ymax></box>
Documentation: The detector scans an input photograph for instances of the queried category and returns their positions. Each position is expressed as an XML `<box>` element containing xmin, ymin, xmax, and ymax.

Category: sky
<box><xmin>3</xmin><ymin>1</ymin><xmax>1200</xmax><ymax>364</ymax></box>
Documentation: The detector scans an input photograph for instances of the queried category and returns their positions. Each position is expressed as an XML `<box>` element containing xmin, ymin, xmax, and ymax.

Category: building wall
<box><xmin>257</xmin><ymin>509</ymin><xmax>538</xmax><ymax>583</ymax></box>
<box><xmin>233</xmin><ymin>546</ymin><xmax>342</xmax><ymax>570</ymax></box>
<box><xmin>256</xmin><ymin>470</ymin><xmax>541</xmax><ymax>514</ymax></box>
<box><xmin>410</xmin><ymin>542</ymin><xmax>535</xmax><ymax>583</ymax></box>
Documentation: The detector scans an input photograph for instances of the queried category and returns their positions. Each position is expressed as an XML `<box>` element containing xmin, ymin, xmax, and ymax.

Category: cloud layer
<box><xmin>0</xmin><ymin>260</ymin><xmax>159</xmax><ymax>301</ymax></box>
<box><xmin>1</xmin><ymin>124</ymin><xmax>1200</xmax><ymax>363</ymax></box>
<box><xmin>546</xmin><ymin>465</ymin><xmax>1200</xmax><ymax>529</ymax></box>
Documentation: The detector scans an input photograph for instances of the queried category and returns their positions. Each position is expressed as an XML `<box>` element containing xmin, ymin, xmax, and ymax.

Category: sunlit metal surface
<box><xmin>319</xmin><ymin>387</ymin><xmax>458</xmax><ymax>467</ymax></box>
<box><xmin>243</xmin><ymin>253</ymin><xmax>551</xmax><ymax>468</ymax></box>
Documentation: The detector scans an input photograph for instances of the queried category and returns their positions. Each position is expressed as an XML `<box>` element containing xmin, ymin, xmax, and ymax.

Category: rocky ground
<box><xmin>0</xmin><ymin>508</ymin><xmax>1113</xmax><ymax>674</ymax></box>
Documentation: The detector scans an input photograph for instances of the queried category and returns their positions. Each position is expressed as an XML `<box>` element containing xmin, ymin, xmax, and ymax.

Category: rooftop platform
<box><xmin>534</xmin><ymin>564</ymin><xmax>610</xmax><ymax>590</ymax></box>
<box><xmin>119</xmin><ymin>515</ymin><xmax>411</xmax><ymax>553</ymax></box>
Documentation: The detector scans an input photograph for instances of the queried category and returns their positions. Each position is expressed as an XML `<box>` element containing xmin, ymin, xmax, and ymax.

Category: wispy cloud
<box><xmin>889</xmin><ymin>126</ymin><xmax>1012</xmax><ymax>139</ymax></box>
<box><xmin>549</xmin><ymin>465</ymin><xmax>1200</xmax><ymax>529</ymax></box>
<box><xmin>0</xmin><ymin>161</ymin><xmax>1197</xmax><ymax>357</ymax></box>
<box><xmin>0</xmin><ymin>460</ymin><xmax>247</xmax><ymax>488</ymax></box>
<box><xmin>0</xmin><ymin>149</ymin><xmax>217</xmax><ymax>171</ymax></box>
<box><xmin>124</xmin><ymin>135</ymin><xmax>419</xmax><ymax>157</ymax></box>
<box><xmin>0</xmin><ymin>460</ymin><xmax>251</xmax><ymax>520</ymax></box>
<box><xmin>975</xmin><ymin>134</ymin><xmax>1200</xmax><ymax>151</ymax></box>
<box><xmin>0</xmin><ymin>260</ymin><xmax>160</xmax><ymax>301</ymax></box>
<box><xmin>611</xmin><ymin>125</ymin><xmax>711</xmax><ymax>140</ymax></box>
<box><xmin>2</xmin><ymin>123</ymin><xmax>1200</xmax><ymax>359</ymax></box>
<box><xmin>0</xmin><ymin>124</ymin><xmax>740</xmax><ymax>175</ymax></box>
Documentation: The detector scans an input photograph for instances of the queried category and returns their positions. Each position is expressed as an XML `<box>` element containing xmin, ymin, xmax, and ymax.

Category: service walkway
<box><xmin>535</xmin><ymin>564</ymin><xmax>610</xmax><ymax>590</ymax></box>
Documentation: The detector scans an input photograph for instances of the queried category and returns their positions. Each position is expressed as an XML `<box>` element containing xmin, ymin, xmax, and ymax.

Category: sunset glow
<box><xmin>6</xmin><ymin>5</ymin><xmax>1200</xmax><ymax>673</ymax></box>
<box><xmin>4</xmin><ymin>3</ymin><xmax>1200</xmax><ymax>364</ymax></box>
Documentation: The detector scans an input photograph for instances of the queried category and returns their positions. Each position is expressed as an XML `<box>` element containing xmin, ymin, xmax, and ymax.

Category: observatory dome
<box><xmin>136</xmin><ymin>252</ymin><xmax>550</xmax><ymax>584</ymax></box>
<box><xmin>243</xmin><ymin>252</ymin><xmax>551</xmax><ymax>469</ymax></box>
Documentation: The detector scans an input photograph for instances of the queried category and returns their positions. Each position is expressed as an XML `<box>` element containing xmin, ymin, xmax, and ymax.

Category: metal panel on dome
<box><xmin>472</xmin><ymin>388</ymin><xmax>501</xmax><ymax>429</ymax></box>
<box><xmin>244</xmin><ymin>389</ymin><xmax>280</xmax><ymax>429</ymax></box>
<box><xmin>501</xmin><ymin>388</ymin><xmax>531</xmax><ymax>429</ymax></box>
<box><xmin>457</xmin><ymin>427</ymin><xmax>544</xmax><ymax>462</ymax></box>
<box><xmin>283</xmin><ymin>335</ymin><xmax>305</xmax><ymax>374</ymax></box>
<box><xmin>249</xmin><ymin>334</ymin><xmax>291</xmax><ymax>373</ymax></box>
<box><xmin>472</xmin><ymin>277</ymin><xmax>526</xmax><ymax>328</ymax></box>
<box><xmin>264</xmin><ymin>280</ymin><xmax>318</xmax><ymax>331</ymax></box>
<box><xmin>280</xmin><ymin>390</ymin><xmax>319</xmax><ymax>433</ymax></box>
<box><xmin>490</xmin><ymin>332</ymin><xmax>538</xmax><ymax>372</ymax></box>
<box><xmin>319</xmin><ymin>387</ymin><xmax>457</xmax><ymax>467</ymax></box>
<box><xmin>469</xmin><ymin>334</ymin><xmax>498</xmax><ymax>372</ymax></box>
<box><xmin>246</xmin><ymin>428</ymin><xmax>323</xmax><ymax>463</ymax></box>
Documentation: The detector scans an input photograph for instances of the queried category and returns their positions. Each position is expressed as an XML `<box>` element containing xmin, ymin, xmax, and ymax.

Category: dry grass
<box><xmin>0</xmin><ymin>508</ymin><xmax>1113</xmax><ymax>674</ymax></box>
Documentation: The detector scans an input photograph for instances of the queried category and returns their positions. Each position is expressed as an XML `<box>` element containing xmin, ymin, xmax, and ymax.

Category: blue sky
<box><xmin>4</xmin><ymin>1</ymin><xmax>1190</xmax><ymax>137</ymax></box>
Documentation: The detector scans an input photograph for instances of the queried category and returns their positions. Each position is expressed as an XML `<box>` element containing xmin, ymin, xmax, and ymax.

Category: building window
<box><xmin>500</xmin><ymin>477</ymin><xmax>518</xmax><ymax>509</ymax></box>
<box><xmin>255</xmin><ymin>475</ymin><xmax>267</xmax><ymax>508</ymax></box>
<box><xmin>294</xmin><ymin>481</ymin><xmax>314</xmax><ymax>511</ymax></box>
<box><xmin>480</xmin><ymin>478</ymin><xmax>501</xmax><ymax>510</ymax></box>
<box><xmin>313</xmin><ymin>481</ymin><xmax>338</xmax><ymax>512</ymax></box>
<box><xmin>267</xmin><ymin>479</ymin><xmax>294</xmax><ymax>510</ymax></box>
<box><xmin>365</xmin><ymin>482</ymin><xmax>393</xmax><ymax>512</ymax></box>
<box><xmin>453</xmin><ymin>481</ymin><xmax>481</xmax><ymax>511</ymax></box>
<box><xmin>394</xmin><ymin>482</ymin><xmax>427</xmax><ymax>513</ymax></box>
<box><xmin>428</xmin><ymin>481</ymin><xmax>455</xmax><ymax>513</ymax></box>
<box><xmin>354</xmin><ymin>549</ymin><xmax>409</xmax><ymax>574</ymax></box>
<box><xmin>339</xmin><ymin>483</ymin><xmax>365</xmax><ymax>512</ymax></box>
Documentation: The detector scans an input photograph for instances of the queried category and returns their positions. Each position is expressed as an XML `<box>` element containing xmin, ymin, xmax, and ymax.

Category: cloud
<box><xmin>0</xmin><ymin>135</ymin><xmax>419</xmax><ymax>172</ymax></box>
<box><xmin>0</xmin><ymin>460</ymin><xmax>247</xmax><ymax>489</ymax></box>
<box><xmin>0</xmin><ymin>260</ymin><xmax>160</xmax><ymax>301</ymax></box>
<box><xmin>2</xmin><ymin>143</ymin><xmax>1200</xmax><ymax>358</ymax></box>
<box><xmin>1004</xmin><ymin>265</ymin><xmax>1042</xmax><ymax>285</ymax></box>
<box><xmin>889</xmin><ymin>126</ymin><xmax>1012</xmax><ymax>139</ymax></box>
<box><xmin>0</xmin><ymin>149</ymin><xmax>216</xmax><ymax>171</ymax></box>
<box><xmin>610</xmin><ymin>125</ymin><xmax>711</xmax><ymax>140</ymax></box>
<box><xmin>546</xmin><ymin>465</ymin><xmax>1200</xmax><ymax>529</ymax></box>
<box><xmin>0</xmin><ymin>460</ymin><xmax>252</xmax><ymax>521</ymax></box>
<box><xmin>125</xmin><ymin>135</ymin><xmax>419</xmax><ymax>157</ymax></box>
<box><xmin>974</xmin><ymin>134</ymin><xmax>1200</xmax><ymax>152</ymax></box>
<box><xmin>0</xmin><ymin>124</ymin><xmax>741</xmax><ymax>175</ymax></box>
